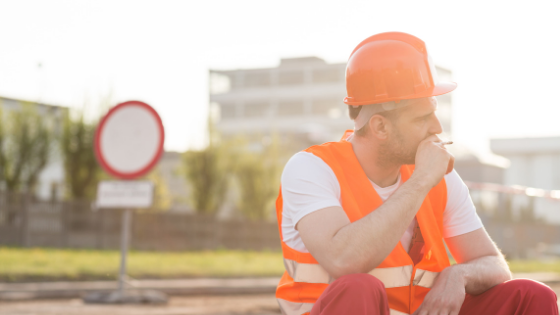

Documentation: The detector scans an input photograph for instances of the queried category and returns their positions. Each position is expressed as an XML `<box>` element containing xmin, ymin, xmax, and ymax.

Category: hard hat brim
<box><xmin>344</xmin><ymin>81</ymin><xmax>457</xmax><ymax>106</ymax></box>
<box><xmin>431</xmin><ymin>81</ymin><xmax>457</xmax><ymax>98</ymax></box>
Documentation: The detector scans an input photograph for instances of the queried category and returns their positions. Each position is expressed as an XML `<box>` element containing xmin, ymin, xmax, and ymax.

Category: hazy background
<box><xmin>2</xmin><ymin>3</ymin><xmax>560</xmax><ymax>313</ymax></box>
<box><xmin>1</xmin><ymin>0</ymin><xmax>558</xmax><ymax>155</ymax></box>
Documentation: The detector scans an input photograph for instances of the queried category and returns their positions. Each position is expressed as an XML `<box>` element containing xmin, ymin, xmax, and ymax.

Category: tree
<box><xmin>0</xmin><ymin>105</ymin><xmax>53</xmax><ymax>194</ymax></box>
<box><xmin>182</xmin><ymin>145</ymin><xmax>228</xmax><ymax>215</ymax></box>
<box><xmin>145</xmin><ymin>167</ymin><xmax>172</xmax><ymax>211</ymax></box>
<box><xmin>61</xmin><ymin>111</ymin><xmax>100</xmax><ymax>200</ymax></box>
<box><xmin>233</xmin><ymin>137</ymin><xmax>281</xmax><ymax>221</ymax></box>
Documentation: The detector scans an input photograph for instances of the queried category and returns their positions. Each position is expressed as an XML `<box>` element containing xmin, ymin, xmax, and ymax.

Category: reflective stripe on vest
<box><xmin>369</xmin><ymin>265</ymin><xmax>413</xmax><ymax>288</ymax></box>
<box><xmin>284</xmin><ymin>258</ymin><xmax>333</xmax><ymax>284</ymax></box>
<box><xmin>413</xmin><ymin>269</ymin><xmax>440</xmax><ymax>288</ymax></box>
<box><xmin>277</xmin><ymin>298</ymin><xmax>314</xmax><ymax>315</ymax></box>
<box><xmin>390</xmin><ymin>309</ymin><xmax>409</xmax><ymax>315</ymax></box>
<box><xmin>284</xmin><ymin>259</ymin><xmax>439</xmax><ymax>290</ymax></box>
<box><xmin>370</xmin><ymin>266</ymin><xmax>440</xmax><ymax>289</ymax></box>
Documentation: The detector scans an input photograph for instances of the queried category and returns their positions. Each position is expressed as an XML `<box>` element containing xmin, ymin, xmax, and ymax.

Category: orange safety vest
<box><xmin>275</xmin><ymin>131</ymin><xmax>450</xmax><ymax>315</ymax></box>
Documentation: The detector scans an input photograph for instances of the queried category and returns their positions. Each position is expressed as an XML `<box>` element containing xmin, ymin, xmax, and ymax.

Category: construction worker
<box><xmin>275</xmin><ymin>32</ymin><xmax>558</xmax><ymax>315</ymax></box>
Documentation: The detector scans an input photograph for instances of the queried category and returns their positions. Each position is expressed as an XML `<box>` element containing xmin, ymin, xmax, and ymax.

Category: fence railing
<box><xmin>1</xmin><ymin>186</ymin><xmax>560</xmax><ymax>259</ymax></box>
<box><xmin>467</xmin><ymin>181</ymin><xmax>560</xmax><ymax>259</ymax></box>
<box><xmin>0</xmin><ymin>192</ymin><xmax>280</xmax><ymax>251</ymax></box>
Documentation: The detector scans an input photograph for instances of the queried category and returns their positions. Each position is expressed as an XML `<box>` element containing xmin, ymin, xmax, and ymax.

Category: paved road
<box><xmin>0</xmin><ymin>294</ymin><xmax>281</xmax><ymax>315</ymax></box>
<box><xmin>1</xmin><ymin>282</ymin><xmax>559</xmax><ymax>315</ymax></box>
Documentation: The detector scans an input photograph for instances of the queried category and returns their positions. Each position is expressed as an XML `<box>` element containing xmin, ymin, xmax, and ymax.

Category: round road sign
<box><xmin>94</xmin><ymin>100</ymin><xmax>165</xmax><ymax>179</ymax></box>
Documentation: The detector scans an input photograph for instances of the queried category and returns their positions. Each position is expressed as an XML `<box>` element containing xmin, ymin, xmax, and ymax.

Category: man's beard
<box><xmin>377</xmin><ymin>128</ymin><xmax>419</xmax><ymax>167</ymax></box>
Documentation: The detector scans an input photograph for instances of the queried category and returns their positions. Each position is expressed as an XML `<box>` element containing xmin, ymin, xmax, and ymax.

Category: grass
<box><xmin>1</xmin><ymin>247</ymin><xmax>559</xmax><ymax>282</ymax></box>
<box><xmin>0</xmin><ymin>247</ymin><xmax>285</xmax><ymax>282</ymax></box>
<box><xmin>508</xmin><ymin>260</ymin><xmax>560</xmax><ymax>274</ymax></box>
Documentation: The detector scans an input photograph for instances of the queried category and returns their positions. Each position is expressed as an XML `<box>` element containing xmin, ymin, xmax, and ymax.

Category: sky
<box><xmin>1</xmin><ymin>0</ymin><xmax>559</xmax><ymax>158</ymax></box>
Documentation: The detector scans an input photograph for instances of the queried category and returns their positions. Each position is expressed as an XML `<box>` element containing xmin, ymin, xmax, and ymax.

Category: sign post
<box><xmin>84</xmin><ymin>100</ymin><xmax>166</xmax><ymax>304</ymax></box>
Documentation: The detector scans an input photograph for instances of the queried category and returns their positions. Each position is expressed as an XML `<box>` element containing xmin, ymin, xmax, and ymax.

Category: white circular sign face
<box><xmin>95</xmin><ymin>101</ymin><xmax>164</xmax><ymax>179</ymax></box>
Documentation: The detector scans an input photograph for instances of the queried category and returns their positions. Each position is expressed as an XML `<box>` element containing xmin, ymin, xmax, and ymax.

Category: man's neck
<box><xmin>350</xmin><ymin>136</ymin><xmax>401</xmax><ymax>188</ymax></box>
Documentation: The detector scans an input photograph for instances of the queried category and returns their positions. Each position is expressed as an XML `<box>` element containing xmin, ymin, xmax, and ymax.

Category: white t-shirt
<box><xmin>281</xmin><ymin>151</ymin><xmax>483</xmax><ymax>253</ymax></box>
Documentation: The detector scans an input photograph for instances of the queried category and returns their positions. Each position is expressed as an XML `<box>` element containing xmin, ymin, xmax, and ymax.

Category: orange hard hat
<box><xmin>344</xmin><ymin>32</ymin><xmax>457</xmax><ymax>106</ymax></box>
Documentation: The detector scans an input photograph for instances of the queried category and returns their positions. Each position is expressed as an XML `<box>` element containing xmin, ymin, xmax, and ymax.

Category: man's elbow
<box><xmin>499</xmin><ymin>264</ymin><xmax>513</xmax><ymax>282</ymax></box>
<box><xmin>482</xmin><ymin>253</ymin><xmax>512</xmax><ymax>285</ymax></box>
<box><xmin>327</xmin><ymin>255</ymin><xmax>378</xmax><ymax>279</ymax></box>
<box><xmin>494</xmin><ymin>253</ymin><xmax>513</xmax><ymax>282</ymax></box>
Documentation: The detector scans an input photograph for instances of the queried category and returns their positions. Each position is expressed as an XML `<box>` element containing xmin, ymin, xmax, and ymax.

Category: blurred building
<box><xmin>491</xmin><ymin>136</ymin><xmax>560</xmax><ymax>224</ymax></box>
<box><xmin>0</xmin><ymin>96</ymin><xmax>67</xmax><ymax>200</ymax></box>
<box><xmin>209</xmin><ymin>57</ymin><xmax>453</xmax><ymax>152</ymax></box>
<box><xmin>454</xmin><ymin>154</ymin><xmax>506</xmax><ymax>184</ymax></box>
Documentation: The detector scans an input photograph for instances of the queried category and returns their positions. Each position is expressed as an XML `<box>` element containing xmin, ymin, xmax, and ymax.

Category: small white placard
<box><xmin>96</xmin><ymin>180</ymin><xmax>154</xmax><ymax>208</ymax></box>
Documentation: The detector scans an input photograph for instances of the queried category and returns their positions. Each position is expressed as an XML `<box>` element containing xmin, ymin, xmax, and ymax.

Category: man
<box><xmin>275</xmin><ymin>32</ymin><xmax>558</xmax><ymax>315</ymax></box>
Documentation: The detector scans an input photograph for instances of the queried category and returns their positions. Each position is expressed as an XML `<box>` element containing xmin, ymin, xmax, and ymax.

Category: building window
<box><xmin>277</xmin><ymin>100</ymin><xmax>304</xmax><ymax>116</ymax></box>
<box><xmin>244</xmin><ymin>101</ymin><xmax>269</xmax><ymax>118</ymax></box>
<box><xmin>220</xmin><ymin>104</ymin><xmax>237</xmax><ymax>120</ymax></box>
<box><xmin>245</xmin><ymin>72</ymin><xmax>270</xmax><ymax>87</ymax></box>
<box><xmin>312</xmin><ymin>69</ymin><xmax>341</xmax><ymax>83</ymax></box>
<box><xmin>278</xmin><ymin>71</ymin><xmax>304</xmax><ymax>86</ymax></box>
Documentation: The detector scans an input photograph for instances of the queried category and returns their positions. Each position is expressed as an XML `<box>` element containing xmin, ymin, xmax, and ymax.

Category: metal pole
<box><xmin>118</xmin><ymin>208</ymin><xmax>132</xmax><ymax>295</ymax></box>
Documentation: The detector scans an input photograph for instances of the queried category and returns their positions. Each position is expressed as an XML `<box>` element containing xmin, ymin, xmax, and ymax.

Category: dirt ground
<box><xmin>0</xmin><ymin>294</ymin><xmax>281</xmax><ymax>315</ymax></box>
<box><xmin>1</xmin><ymin>285</ymin><xmax>559</xmax><ymax>315</ymax></box>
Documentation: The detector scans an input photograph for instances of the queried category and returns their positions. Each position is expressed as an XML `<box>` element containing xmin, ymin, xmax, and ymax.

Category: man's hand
<box><xmin>413</xmin><ymin>229</ymin><xmax>512</xmax><ymax>314</ymax></box>
<box><xmin>412</xmin><ymin>267</ymin><xmax>465</xmax><ymax>315</ymax></box>
<box><xmin>413</xmin><ymin>135</ymin><xmax>455</xmax><ymax>188</ymax></box>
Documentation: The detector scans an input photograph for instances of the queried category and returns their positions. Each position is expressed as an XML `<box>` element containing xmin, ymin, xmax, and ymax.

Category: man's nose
<box><xmin>430</xmin><ymin>115</ymin><xmax>444</xmax><ymax>135</ymax></box>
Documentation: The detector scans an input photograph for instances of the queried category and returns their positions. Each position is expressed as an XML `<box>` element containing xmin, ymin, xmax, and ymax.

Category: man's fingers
<box><xmin>411</xmin><ymin>307</ymin><xmax>431</xmax><ymax>315</ymax></box>
<box><xmin>411</xmin><ymin>306</ymin><xmax>425</xmax><ymax>315</ymax></box>
<box><xmin>413</xmin><ymin>306</ymin><xmax>460</xmax><ymax>315</ymax></box>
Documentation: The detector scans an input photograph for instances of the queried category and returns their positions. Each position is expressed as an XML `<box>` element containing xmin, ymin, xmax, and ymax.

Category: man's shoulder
<box><xmin>443</xmin><ymin>169</ymin><xmax>467</xmax><ymax>190</ymax></box>
<box><xmin>281</xmin><ymin>151</ymin><xmax>339</xmax><ymax>186</ymax></box>
<box><xmin>283</xmin><ymin>151</ymin><xmax>331</xmax><ymax>177</ymax></box>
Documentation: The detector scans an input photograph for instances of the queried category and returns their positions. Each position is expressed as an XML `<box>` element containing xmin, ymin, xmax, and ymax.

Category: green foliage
<box><xmin>233</xmin><ymin>138</ymin><xmax>281</xmax><ymax>221</ymax></box>
<box><xmin>182</xmin><ymin>133</ymin><xmax>284</xmax><ymax>220</ymax></box>
<box><xmin>183</xmin><ymin>145</ymin><xmax>228</xmax><ymax>215</ymax></box>
<box><xmin>61</xmin><ymin>112</ymin><xmax>100</xmax><ymax>200</ymax></box>
<box><xmin>143</xmin><ymin>167</ymin><xmax>173</xmax><ymax>212</ymax></box>
<box><xmin>0</xmin><ymin>105</ymin><xmax>53</xmax><ymax>193</ymax></box>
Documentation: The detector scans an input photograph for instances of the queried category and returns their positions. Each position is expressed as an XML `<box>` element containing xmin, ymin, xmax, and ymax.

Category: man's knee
<box><xmin>503</xmin><ymin>279</ymin><xmax>557</xmax><ymax>303</ymax></box>
<box><xmin>312</xmin><ymin>274</ymin><xmax>389</xmax><ymax>315</ymax></box>
<box><xmin>331</xmin><ymin>273</ymin><xmax>386</xmax><ymax>296</ymax></box>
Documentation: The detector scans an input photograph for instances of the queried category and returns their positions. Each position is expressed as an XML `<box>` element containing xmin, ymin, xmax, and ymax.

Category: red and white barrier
<box><xmin>464</xmin><ymin>181</ymin><xmax>560</xmax><ymax>200</ymax></box>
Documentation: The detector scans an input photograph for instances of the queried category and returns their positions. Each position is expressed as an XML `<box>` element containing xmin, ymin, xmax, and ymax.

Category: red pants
<box><xmin>310</xmin><ymin>274</ymin><xmax>558</xmax><ymax>315</ymax></box>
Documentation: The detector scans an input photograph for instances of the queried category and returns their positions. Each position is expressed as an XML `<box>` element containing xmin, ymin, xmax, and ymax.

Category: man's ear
<box><xmin>367</xmin><ymin>114</ymin><xmax>391</xmax><ymax>140</ymax></box>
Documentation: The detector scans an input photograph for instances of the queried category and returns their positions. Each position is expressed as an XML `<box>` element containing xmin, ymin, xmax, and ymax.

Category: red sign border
<box><xmin>94</xmin><ymin>100</ymin><xmax>165</xmax><ymax>180</ymax></box>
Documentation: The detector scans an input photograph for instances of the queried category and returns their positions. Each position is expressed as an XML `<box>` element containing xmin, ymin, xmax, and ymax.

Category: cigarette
<box><xmin>435</xmin><ymin>141</ymin><xmax>453</xmax><ymax>145</ymax></box>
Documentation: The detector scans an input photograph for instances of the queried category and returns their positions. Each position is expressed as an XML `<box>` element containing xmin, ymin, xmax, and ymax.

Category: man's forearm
<box><xmin>329</xmin><ymin>174</ymin><xmax>432</xmax><ymax>276</ymax></box>
<box><xmin>446</xmin><ymin>255</ymin><xmax>512</xmax><ymax>295</ymax></box>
